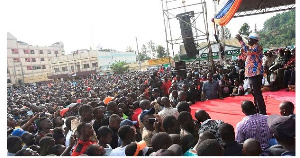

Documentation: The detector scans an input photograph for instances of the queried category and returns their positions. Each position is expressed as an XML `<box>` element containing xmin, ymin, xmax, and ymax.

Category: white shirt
<box><xmin>109</xmin><ymin>145</ymin><xmax>127</xmax><ymax>156</ymax></box>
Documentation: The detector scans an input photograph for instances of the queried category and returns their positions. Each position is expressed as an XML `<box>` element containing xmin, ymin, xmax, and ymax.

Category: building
<box><xmin>48</xmin><ymin>50</ymin><xmax>98</xmax><ymax>81</ymax></box>
<box><xmin>7</xmin><ymin>32</ymin><xmax>65</xmax><ymax>85</ymax></box>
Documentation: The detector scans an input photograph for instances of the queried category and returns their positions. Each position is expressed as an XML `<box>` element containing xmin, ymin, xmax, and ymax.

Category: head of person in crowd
<box><xmin>15</xmin><ymin>148</ymin><xmax>39</xmax><ymax>156</ymax></box>
<box><xmin>267</xmin><ymin>114</ymin><xmax>295</xmax><ymax>154</ymax></box>
<box><xmin>154</xmin><ymin>144</ymin><xmax>183</xmax><ymax>156</ymax></box>
<box><xmin>169</xmin><ymin>134</ymin><xmax>181</xmax><ymax>145</ymax></box>
<box><xmin>7</xmin><ymin>136</ymin><xmax>23</xmax><ymax>155</ymax></box>
<box><xmin>152</xmin><ymin>88</ymin><xmax>160</xmax><ymax>98</ymax></box>
<box><xmin>140</xmin><ymin>108</ymin><xmax>156</xmax><ymax>131</ymax></box>
<box><xmin>52</xmin><ymin>116</ymin><xmax>64</xmax><ymax>128</ymax></box>
<box><xmin>151</xmin><ymin>132</ymin><xmax>173</xmax><ymax>152</ymax></box>
<box><xmin>178</xmin><ymin>91</ymin><xmax>187</xmax><ymax>102</ymax></box>
<box><xmin>64</xmin><ymin>116</ymin><xmax>77</xmax><ymax>133</ymax></box>
<box><xmin>194</xmin><ymin>109</ymin><xmax>211</xmax><ymax>123</ymax></box>
<box><xmin>107</xmin><ymin>101</ymin><xmax>119</xmax><ymax>114</ymax></box>
<box><xmin>108</xmin><ymin>114</ymin><xmax>121</xmax><ymax>132</ymax></box>
<box><xmin>182</xmin><ymin>84</ymin><xmax>188</xmax><ymax>92</ymax></box>
<box><xmin>163</xmin><ymin>115</ymin><xmax>180</xmax><ymax>134</ymax></box>
<box><xmin>219</xmin><ymin>123</ymin><xmax>235</xmax><ymax>143</ymax></box>
<box><xmin>242</xmin><ymin>138</ymin><xmax>262</xmax><ymax>156</ymax></box>
<box><xmin>193</xmin><ymin>131</ymin><xmax>216</xmax><ymax>152</ymax></box>
<box><xmin>139</xmin><ymin>99</ymin><xmax>153</xmax><ymax>110</ymax></box>
<box><xmin>85</xmin><ymin>144</ymin><xmax>106</xmax><ymax>156</ymax></box>
<box><xmin>181</xmin><ymin>133</ymin><xmax>197</xmax><ymax>154</ymax></box>
<box><xmin>37</xmin><ymin>117</ymin><xmax>53</xmax><ymax>133</ymax></box>
<box><xmin>97</xmin><ymin>126</ymin><xmax>113</xmax><ymax>146</ymax></box>
<box><xmin>52</xmin><ymin>127</ymin><xmax>65</xmax><ymax>145</ymax></box>
<box><xmin>118</xmin><ymin>103</ymin><xmax>129</xmax><ymax>116</ymax></box>
<box><xmin>125</xmin><ymin>141</ymin><xmax>147</xmax><ymax>156</ymax></box>
<box><xmin>21</xmin><ymin>132</ymin><xmax>36</xmax><ymax>147</ymax></box>
<box><xmin>93</xmin><ymin>106</ymin><xmax>104</xmax><ymax>122</ymax></box>
<box><xmin>78</xmin><ymin>104</ymin><xmax>94</xmax><ymax>123</ymax></box>
<box><xmin>178</xmin><ymin>111</ymin><xmax>195</xmax><ymax>135</ymax></box>
<box><xmin>29</xmin><ymin>144</ymin><xmax>41</xmax><ymax>154</ymax></box>
<box><xmin>279</xmin><ymin>101</ymin><xmax>294</xmax><ymax>116</ymax></box>
<box><xmin>39</xmin><ymin>136</ymin><xmax>55</xmax><ymax>156</ymax></box>
<box><xmin>50</xmin><ymin>144</ymin><xmax>66</xmax><ymax>156</ymax></box>
<box><xmin>241</xmin><ymin>100</ymin><xmax>257</xmax><ymax>116</ymax></box>
<box><xmin>207</xmin><ymin>72</ymin><xmax>213</xmax><ymax>83</ymax></box>
<box><xmin>77</xmin><ymin>122</ymin><xmax>94</xmax><ymax>141</ymax></box>
<box><xmin>118</xmin><ymin>125</ymin><xmax>136</xmax><ymax>146</ymax></box>
<box><xmin>197</xmin><ymin>139</ymin><xmax>224</xmax><ymax>156</ymax></box>
<box><xmin>177</xmin><ymin>101</ymin><xmax>191</xmax><ymax>113</ymax></box>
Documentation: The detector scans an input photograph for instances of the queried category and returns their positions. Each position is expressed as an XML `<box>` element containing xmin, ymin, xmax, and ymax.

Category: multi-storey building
<box><xmin>7</xmin><ymin>32</ymin><xmax>65</xmax><ymax>85</ymax></box>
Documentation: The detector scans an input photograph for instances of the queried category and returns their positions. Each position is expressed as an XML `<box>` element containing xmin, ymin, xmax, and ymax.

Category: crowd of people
<box><xmin>7</xmin><ymin>34</ymin><xmax>295</xmax><ymax>156</ymax></box>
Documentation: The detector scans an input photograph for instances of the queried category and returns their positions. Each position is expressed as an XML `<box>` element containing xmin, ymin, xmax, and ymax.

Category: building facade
<box><xmin>7</xmin><ymin>32</ymin><xmax>65</xmax><ymax>85</ymax></box>
<box><xmin>48</xmin><ymin>51</ymin><xmax>99</xmax><ymax>81</ymax></box>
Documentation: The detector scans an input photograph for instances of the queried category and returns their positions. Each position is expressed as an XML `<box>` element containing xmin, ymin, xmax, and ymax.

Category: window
<box><xmin>30</xmin><ymin>50</ymin><xmax>35</xmax><ymax>54</ymax></box>
<box><xmin>25</xmin><ymin>58</ymin><xmax>31</xmax><ymax>62</ymax></box>
<box><xmin>39</xmin><ymin>50</ymin><xmax>43</xmax><ymax>54</ymax></box>
<box><xmin>23</xmin><ymin>49</ymin><xmax>29</xmax><ymax>54</ymax></box>
<box><xmin>31</xmin><ymin>58</ymin><xmax>36</xmax><ymax>62</ymax></box>
<box><xmin>92</xmin><ymin>62</ymin><xmax>98</xmax><ymax>67</ymax></box>
<box><xmin>41</xmin><ymin>58</ymin><xmax>45</xmax><ymax>61</ymax></box>
<box><xmin>13</xmin><ymin>58</ymin><xmax>20</xmax><ymax>62</ymax></box>
<box><xmin>42</xmin><ymin>65</ymin><xmax>46</xmax><ymax>69</ymax></box>
<box><xmin>33</xmin><ymin>66</ymin><xmax>41</xmax><ymax>70</ymax></box>
<box><xmin>47</xmin><ymin>50</ymin><xmax>51</xmax><ymax>54</ymax></box>
<box><xmin>83</xmin><ymin>64</ymin><xmax>90</xmax><ymax>69</ymax></box>
<box><xmin>62</xmin><ymin>66</ymin><xmax>68</xmax><ymax>71</ymax></box>
<box><xmin>54</xmin><ymin>68</ymin><xmax>60</xmax><ymax>73</ymax></box>
<box><xmin>12</xmin><ymin>49</ymin><xmax>19</xmax><ymax>54</ymax></box>
<box><xmin>27</xmin><ymin>66</ymin><xmax>32</xmax><ymax>70</ymax></box>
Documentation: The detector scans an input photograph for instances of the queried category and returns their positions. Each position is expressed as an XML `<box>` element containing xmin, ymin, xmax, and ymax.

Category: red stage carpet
<box><xmin>190</xmin><ymin>89</ymin><xmax>295</xmax><ymax>129</ymax></box>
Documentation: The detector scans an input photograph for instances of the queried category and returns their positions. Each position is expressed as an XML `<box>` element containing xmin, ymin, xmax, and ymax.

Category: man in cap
<box><xmin>267</xmin><ymin>115</ymin><xmax>295</xmax><ymax>156</ymax></box>
<box><xmin>236</xmin><ymin>33</ymin><xmax>266</xmax><ymax>115</ymax></box>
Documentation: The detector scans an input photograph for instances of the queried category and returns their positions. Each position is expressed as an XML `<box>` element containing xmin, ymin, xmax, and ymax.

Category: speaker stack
<box><xmin>174</xmin><ymin>61</ymin><xmax>187</xmax><ymax>79</ymax></box>
<box><xmin>177</xmin><ymin>11</ymin><xmax>198</xmax><ymax>58</ymax></box>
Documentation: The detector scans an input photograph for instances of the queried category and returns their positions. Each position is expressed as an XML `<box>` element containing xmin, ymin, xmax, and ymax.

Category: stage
<box><xmin>190</xmin><ymin>89</ymin><xmax>296</xmax><ymax>129</ymax></box>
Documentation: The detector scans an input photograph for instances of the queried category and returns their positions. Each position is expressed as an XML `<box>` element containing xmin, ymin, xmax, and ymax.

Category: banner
<box><xmin>148</xmin><ymin>57</ymin><xmax>171</xmax><ymax>65</ymax></box>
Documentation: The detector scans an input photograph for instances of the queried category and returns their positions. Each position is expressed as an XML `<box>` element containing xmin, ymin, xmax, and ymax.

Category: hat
<box><xmin>133</xmin><ymin>141</ymin><xmax>147</xmax><ymax>156</ymax></box>
<box><xmin>267</xmin><ymin>115</ymin><xmax>295</xmax><ymax>139</ymax></box>
<box><xmin>11</xmin><ymin>128</ymin><xmax>26</xmax><ymax>137</ymax></box>
<box><xmin>139</xmin><ymin>108</ymin><xmax>155</xmax><ymax>122</ymax></box>
<box><xmin>248</xmin><ymin>32</ymin><xmax>260</xmax><ymax>40</ymax></box>
<box><xmin>60</xmin><ymin>108</ymin><xmax>69</xmax><ymax>117</ymax></box>
<box><xmin>120</xmin><ymin>119</ymin><xmax>137</xmax><ymax>127</ymax></box>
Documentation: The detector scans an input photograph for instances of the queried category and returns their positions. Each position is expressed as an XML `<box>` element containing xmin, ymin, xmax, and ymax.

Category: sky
<box><xmin>3</xmin><ymin>0</ymin><xmax>289</xmax><ymax>55</ymax></box>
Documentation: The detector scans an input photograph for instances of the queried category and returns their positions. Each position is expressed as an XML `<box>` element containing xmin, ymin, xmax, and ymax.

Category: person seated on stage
<box><xmin>283</xmin><ymin>48</ymin><xmax>295</xmax><ymax>91</ymax></box>
<box><xmin>230</xmin><ymin>79</ymin><xmax>244</xmax><ymax>97</ymax></box>
<box><xmin>269</xmin><ymin>48</ymin><xmax>286</xmax><ymax>72</ymax></box>
<box><xmin>219</xmin><ymin>74</ymin><xmax>232</xmax><ymax>98</ymax></box>
<box><xmin>261</xmin><ymin>66</ymin><xmax>279</xmax><ymax>92</ymax></box>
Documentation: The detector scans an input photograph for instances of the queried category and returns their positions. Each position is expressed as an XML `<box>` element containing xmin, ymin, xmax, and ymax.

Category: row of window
<box><xmin>53</xmin><ymin>63</ymin><xmax>98</xmax><ymax>73</ymax></box>
<box><xmin>27</xmin><ymin>65</ymin><xmax>46</xmax><ymax>70</ymax></box>
<box><xmin>11</xmin><ymin>49</ymin><xmax>59</xmax><ymax>55</ymax></box>
<box><xmin>13</xmin><ymin>58</ymin><xmax>46</xmax><ymax>62</ymax></box>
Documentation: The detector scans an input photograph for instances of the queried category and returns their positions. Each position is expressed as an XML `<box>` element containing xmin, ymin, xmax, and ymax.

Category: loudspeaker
<box><xmin>175</xmin><ymin>61</ymin><xmax>186</xmax><ymax>70</ymax></box>
<box><xmin>177</xmin><ymin>11</ymin><xmax>198</xmax><ymax>58</ymax></box>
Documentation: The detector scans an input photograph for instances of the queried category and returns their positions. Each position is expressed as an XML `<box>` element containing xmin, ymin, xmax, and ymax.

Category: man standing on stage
<box><xmin>236</xmin><ymin>33</ymin><xmax>266</xmax><ymax>115</ymax></box>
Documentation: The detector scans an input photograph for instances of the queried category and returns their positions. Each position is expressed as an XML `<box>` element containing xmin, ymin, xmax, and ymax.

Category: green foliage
<box><xmin>259</xmin><ymin>10</ymin><xmax>295</xmax><ymax>48</ymax></box>
<box><xmin>156</xmin><ymin>45</ymin><xmax>168</xmax><ymax>58</ymax></box>
<box><xmin>238</xmin><ymin>23</ymin><xmax>251</xmax><ymax>36</ymax></box>
<box><xmin>137</xmin><ymin>44</ymin><xmax>151</xmax><ymax>61</ymax></box>
<box><xmin>110</xmin><ymin>61</ymin><xmax>129</xmax><ymax>74</ymax></box>
<box><xmin>223</xmin><ymin>26</ymin><xmax>231</xmax><ymax>39</ymax></box>
<box><xmin>173</xmin><ymin>54</ymin><xmax>180</xmax><ymax>61</ymax></box>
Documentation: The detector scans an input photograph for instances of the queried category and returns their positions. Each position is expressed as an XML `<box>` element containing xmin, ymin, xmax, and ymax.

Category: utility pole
<box><xmin>135</xmin><ymin>37</ymin><xmax>141</xmax><ymax>70</ymax></box>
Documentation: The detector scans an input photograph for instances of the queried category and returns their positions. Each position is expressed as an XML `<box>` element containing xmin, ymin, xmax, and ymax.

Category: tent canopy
<box><xmin>237</xmin><ymin>0</ymin><xmax>295</xmax><ymax>12</ymax></box>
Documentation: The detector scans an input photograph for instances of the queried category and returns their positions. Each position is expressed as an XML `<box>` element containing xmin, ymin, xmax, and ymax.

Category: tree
<box><xmin>238</xmin><ymin>23</ymin><xmax>251</xmax><ymax>36</ymax></box>
<box><xmin>223</xmin><ymin>26</ymin><xmax>231</xmax><ymax>39</ymax></box>
<box><xmin>110</xmin><ymin>61</ymin><xmax>129</xmax><ymax>74</ymax></box>
<box><xmin>156</xmin><ymin>45</ymin><xmax>168</xmax><ymax>58</ymax></box>
<box><xmin>147</xmin><ymin>40</ymin><xmax>156</xmax><ymax>58</ymax></box>
<box><xmin>136</xmin><ymin>44</ymin><xmax>151</xmax><ymax>61</ymax></box>
<box><xmin>173</xmin><ymin>54</ymin><xmax>180</xmax><ymax>61</ymax></box>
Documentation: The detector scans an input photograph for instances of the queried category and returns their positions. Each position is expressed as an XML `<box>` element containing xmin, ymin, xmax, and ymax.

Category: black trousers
<box><xmin>248</xmin><ymin>75</ymin><xmax>266</xmax><ymax>115</ymax></box>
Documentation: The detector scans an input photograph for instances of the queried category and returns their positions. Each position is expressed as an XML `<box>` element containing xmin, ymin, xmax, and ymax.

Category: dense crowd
<box><xmin>7</xmin><ymin>47</ymin><xmax>295</xmax><ymax>156</ymax></box>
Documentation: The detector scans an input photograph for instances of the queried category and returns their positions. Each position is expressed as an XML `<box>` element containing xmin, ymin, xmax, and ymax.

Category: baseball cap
<box><xmin>133</xmin><ymin>141</ymin><xmax>147</xmax><ymax>156</ymax></box>
<box><xmin>11</xmin><ymin>128</ymin><xmax>27</xmax><ymax>137</ymax></box>
<box><xmin>267</xmin><ymin>115</ymin><xmax>295</xmax><ymax>140</ymax></box>
<box><xmin>60</xmin><ymin>108</ymin><xmax>70</xmax><ymax>117</ymax></box>
<box><xmin>120</xmin><ymin>119</ymin><xmax>137</xmax><ymax>127</ymax></box>
<box><xmin>139</xmin><ymin>108</ymin><xmax>155</xmax><ymax>122</ymax></box>
<box><xmin>248</xmin><ymin>32</ymin><xmax>260</xmax><ymax>40</ymax></box>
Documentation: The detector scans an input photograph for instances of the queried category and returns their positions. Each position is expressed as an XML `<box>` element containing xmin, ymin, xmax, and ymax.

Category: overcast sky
<box><xmin>3</xmin><ymin>0</ymin><xmax>289</xmax><ymax>54</ymax></box>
